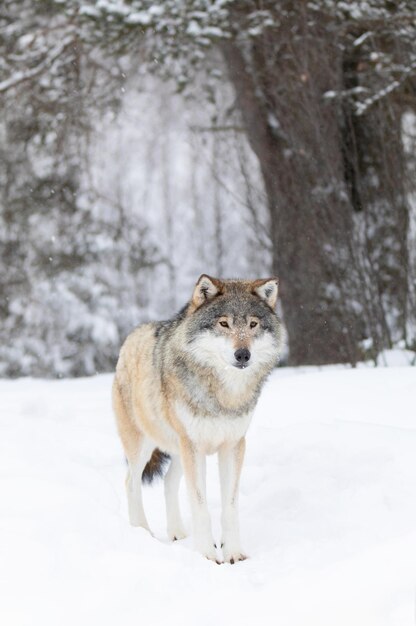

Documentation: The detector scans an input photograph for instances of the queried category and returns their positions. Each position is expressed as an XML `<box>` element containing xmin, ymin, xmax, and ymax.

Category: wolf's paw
<box><xmin>167</xmin><ymin>525</ymin><xmax>187</xmax><ymax>541</ymax></box>
<box><xmin>222</xmin><ymin>546</ymin><xmax>248</xmax><ymax>564</ymax></box>
<box><xmin>204</xmin><ymin>549</ymin><xmax>222</xmax><ymax>565</ymax></box>
<box><xmin>196</xmin><ymin>541</ymin><xmax>222</xmax><ymax>564</ymax></box>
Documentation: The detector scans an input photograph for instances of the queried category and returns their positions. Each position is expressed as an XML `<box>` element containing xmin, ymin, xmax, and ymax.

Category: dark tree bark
<box><xmin>221</xmin><ymin>18</ymin><xmax>361</xmax><ymax>364</ymax></box>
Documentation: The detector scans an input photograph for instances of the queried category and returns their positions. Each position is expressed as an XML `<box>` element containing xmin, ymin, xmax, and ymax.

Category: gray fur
<box><xmin>152</xmin><ymin>280</ymin><xmax>282</xmax><ymax>418</ymax></box>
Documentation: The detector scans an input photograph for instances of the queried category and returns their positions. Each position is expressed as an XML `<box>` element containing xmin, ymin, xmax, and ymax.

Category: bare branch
<box><xmin>355</xmin><ymin>59</ymin><xmax>416</xmax><ymax>116</ymax></box>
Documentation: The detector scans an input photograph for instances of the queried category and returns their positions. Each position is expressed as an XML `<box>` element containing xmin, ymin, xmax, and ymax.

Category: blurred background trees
<box><xmin>1</xmin><ymin>0</ymin><xmax>415</xmax><ymax>376</ymax></box>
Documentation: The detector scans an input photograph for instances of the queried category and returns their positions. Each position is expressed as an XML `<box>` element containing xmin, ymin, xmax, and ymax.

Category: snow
<box><xmin>187</xmin><ymin>20</ymin><xmax>201</xmax><ymax>36</ymax></box>
<box><xmin>353</xmin><ymin>31</ymin><xmax>372</xmax><ymax>47</ymax></box>
<box><xmin>1</xmin><ymin>362</ymin><xmax>416</xmax><ymax>625</ymax></box>
<box><xmin>375</xmin><ymin>348</ymin><xmax>416</xmax><ymax>367</ymax></box>
<box><xmin>125</xmin><ymin>12</ymin><xmax>152</xmax><ymax>26</ymax></box>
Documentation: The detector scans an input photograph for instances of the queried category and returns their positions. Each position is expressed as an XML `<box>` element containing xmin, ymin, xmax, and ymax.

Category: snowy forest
<box><xmin>1</xmin><ymin>0</ymin><xmax>416</xmax><ymax>376</ymax></box>
<box><xmin>3</xmin><ymin>4</ymin><xmax>416</xmax><ymax>624</ymax></box>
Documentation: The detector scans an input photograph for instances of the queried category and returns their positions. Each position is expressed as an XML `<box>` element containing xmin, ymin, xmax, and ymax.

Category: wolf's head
<box><xmin>184</xmin><ymin>275</ymin><xmax>282</xmax><ymax>376</ymax></box>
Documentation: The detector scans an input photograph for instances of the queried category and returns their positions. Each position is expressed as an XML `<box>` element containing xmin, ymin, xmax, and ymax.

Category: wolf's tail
<box><xmin>141</xmin><ymin>448</ymin><xmax>171</xmax><ymax>484</ymax></box>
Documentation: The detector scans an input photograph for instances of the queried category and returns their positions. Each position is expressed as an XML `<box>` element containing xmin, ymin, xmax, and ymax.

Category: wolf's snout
<box><xmin>234</xmin><ymin>348</ymin><xmax>251</xmax><ymax>367</ymax></box>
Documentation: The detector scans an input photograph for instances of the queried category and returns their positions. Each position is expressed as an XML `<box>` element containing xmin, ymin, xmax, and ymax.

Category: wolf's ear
<box><xmin>252</xmin><ymin>278</ymin><xmax>279</xmax><ymax>308</ymax></box>
<box><xmin>192</xmin><ymin>274</ymin><xmax>222</xmax><ymax>309</ymax></box>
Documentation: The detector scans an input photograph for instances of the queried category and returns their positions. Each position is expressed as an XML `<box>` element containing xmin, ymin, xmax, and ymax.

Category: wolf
<box><xmin>112</xmin><ymin>274</ymin><xmax>282</xmax><ymax>563</ymax></box>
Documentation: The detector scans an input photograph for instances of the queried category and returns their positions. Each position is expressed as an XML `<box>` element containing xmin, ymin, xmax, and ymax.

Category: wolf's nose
<box><xmin>234</xmin><ymin>348</ymin><xmax>251</xmax><ymax>364</ymax></box>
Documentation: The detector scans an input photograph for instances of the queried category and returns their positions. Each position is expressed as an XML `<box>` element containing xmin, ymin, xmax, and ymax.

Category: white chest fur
<box><xmin>175</xmin><ymin>402</ymin><xmax>253</xmax><ymax>454</ymax></box>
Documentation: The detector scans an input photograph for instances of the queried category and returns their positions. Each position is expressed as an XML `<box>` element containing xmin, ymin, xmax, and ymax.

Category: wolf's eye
<box><xmin>219</xmin><ymin>320</ymin><xmax>229</xmax><ymax>328</ymax></box>
<box><xmin>250</xmin><ymin>321</ymin><xmax>258</xmax><ymax>329</ymax></box>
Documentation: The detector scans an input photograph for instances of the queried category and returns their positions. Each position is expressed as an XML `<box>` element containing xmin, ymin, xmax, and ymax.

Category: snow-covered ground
<box><xmin>1</xmin><ymin>354</ymin><xmax>416</xmax><ymax>626</ymax></box>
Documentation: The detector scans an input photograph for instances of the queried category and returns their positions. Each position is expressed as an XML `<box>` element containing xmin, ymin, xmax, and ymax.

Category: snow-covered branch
<box><xmin>0</xmin><ymin>35</ymin><xmax>75</xmax><ymax>93</ymax></box>
<box><xmin>355</xmin><ymin>59</ymin><xmax>416</xmax><ymax>116</ymax></box>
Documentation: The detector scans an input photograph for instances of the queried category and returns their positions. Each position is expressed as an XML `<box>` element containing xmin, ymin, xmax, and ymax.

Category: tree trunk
<box><xmin>221</xmin><ymin>20</ymin><xmax>362</xmax><ymax>365</ymax></box>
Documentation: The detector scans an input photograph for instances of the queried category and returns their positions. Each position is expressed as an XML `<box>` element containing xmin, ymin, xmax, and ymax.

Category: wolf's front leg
<box><xmin>218</xmin><ymin>437</ymin><xmax>248</xmax><ymax>564</ymax></box>
<box><xmin>179</xmin><ymin>437</ymin><xmax>218</xmax><ymax>562</ymax></box>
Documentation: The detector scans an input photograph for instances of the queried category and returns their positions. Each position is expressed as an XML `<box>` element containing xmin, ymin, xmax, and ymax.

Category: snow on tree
<box><xmin>0</xmin><ymin>1</ymin><xmax>270</xmax><ymax>376</ymax></box>
<box><xmin>1</xmin><ymin>0</ymin><xmax>416</xmax><ymax>374</ymax></box>
<box><xmin>0</xmin><ymin>1</ymin><xmax>162</xmax><ymax>376</ymax></box>
<box><xmin>59</xmin><ymin>0</ymin><xmax>416</xmax><ymax>364</ymax></box>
